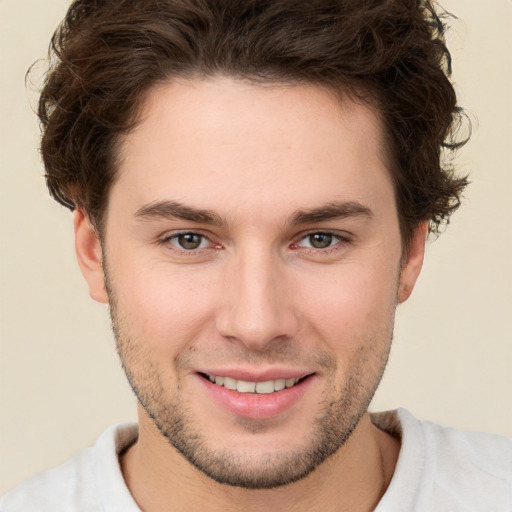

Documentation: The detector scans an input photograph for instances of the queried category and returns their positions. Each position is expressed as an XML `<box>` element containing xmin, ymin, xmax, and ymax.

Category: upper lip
<box><xmin>196</xmin><ymin>368</ymin><xmax>314</xmax><ymax>382</ymax></box>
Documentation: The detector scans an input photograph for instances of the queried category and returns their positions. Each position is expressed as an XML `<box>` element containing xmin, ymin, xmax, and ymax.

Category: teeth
<box><xmin>237</xmin><ymin>380</ymin><xmax>256</xmax><ymax>393</ymax></box>
<box><xmin>255</xmin><ymin>380</ymin><xmax>275</xmax><ymax>394</ymax></box>
<box><xmin>207</xmin><ymin>375</ymin><xmax>300</xmax><ymax>394</ymax></box>
<box><xmin>274</xmin><ymin>379</ymin><xmax>286</xmax><ymax>391</ymax></box>
<box><xmin>285</xmin><ymin>378</ymin><xmax>296</xmax><ymax>388</ymax></box>
<box><xmin>223</xmin><ymin>377</ymin><xmax>237</xmax><ymax>391</ymax></box>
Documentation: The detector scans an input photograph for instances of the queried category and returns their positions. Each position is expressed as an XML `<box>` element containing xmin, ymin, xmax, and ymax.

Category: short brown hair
<box><xmin>37</xmin><ymin>0</ymin><xmax>469</xmax><ymax>247</ymax></box>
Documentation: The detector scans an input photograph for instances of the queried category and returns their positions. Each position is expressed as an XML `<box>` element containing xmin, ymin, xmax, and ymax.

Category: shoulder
<box><xmin>417</xmin><ymin>413</ymin><xmax>512</xmax><ymax>478</ymax></box>
<box><xmin>373</xmin><ymin>409</ymin><xmax>512</xmax><ymax>512</ymax></box>
<box><xmin>1</xmin><ymin>447</ymin><xmax>100</xmax><ymax>512</ymax></box>
<box><xmin>0</xmin><ymin>423</ymin><xmax>139</xmax><ymax>512</ymax></box>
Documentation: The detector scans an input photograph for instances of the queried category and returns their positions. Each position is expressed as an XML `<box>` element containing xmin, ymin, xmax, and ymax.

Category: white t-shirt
<box><xmin>2</xmin><ymin>409</ymin><xmax>511</xmax><ymax>511</ymax></box>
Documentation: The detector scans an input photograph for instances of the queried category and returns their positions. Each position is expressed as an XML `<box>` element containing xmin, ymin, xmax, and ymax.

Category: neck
<box><xmin>121</xmin><ymin>408</ymin><xmax>400</xmax><ymax>512</ymax></box>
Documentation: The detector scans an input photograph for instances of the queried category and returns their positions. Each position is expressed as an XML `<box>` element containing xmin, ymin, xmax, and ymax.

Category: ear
<box><xmin>397</xmin><ymin>222</ymin><xmax>428</xmax><ymax>304</ymax></box>
<box><xmin>73</xmin><ymin>209</ymin><xmax>109</xmax><ymax>304</ymax></box>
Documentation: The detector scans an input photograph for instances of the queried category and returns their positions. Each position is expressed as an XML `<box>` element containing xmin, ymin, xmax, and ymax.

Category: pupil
<box><xmin>179</xmin><ymin>233</ymin><xmax>201</xmax><ymax>250</ymax></box>
<box><xmin>310</xmin><ymin>233</ymin><xmax>332</xmax><ymax>249</ymax></box>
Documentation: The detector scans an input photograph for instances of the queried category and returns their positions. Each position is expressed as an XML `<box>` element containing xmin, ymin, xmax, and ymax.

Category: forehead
<box><xmin>112</xmin><ymin>77</ymin><xmax>394</xmax><ymax>223</ymax></box>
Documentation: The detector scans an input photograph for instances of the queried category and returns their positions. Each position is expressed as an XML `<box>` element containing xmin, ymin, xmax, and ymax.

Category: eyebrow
<box><xmin>134</xmin><ymin>199</ymin><xmax>373</xmax><ymax>227</ymax></box>
<box><xmin>288</xmin><ymin>201</ymin><xmax>373</xmax><ymax>226</ymax></box>
<box><xmin>135</xmin><ymin>200</ymin><xmax>225</xmax><ymax>226</ymax></box>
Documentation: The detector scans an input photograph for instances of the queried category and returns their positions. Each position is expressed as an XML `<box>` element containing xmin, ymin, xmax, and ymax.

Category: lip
<box><xmin>195</xmin><ymin>371</ymin><xmax>316</xmax><ymax>420</ymax></box>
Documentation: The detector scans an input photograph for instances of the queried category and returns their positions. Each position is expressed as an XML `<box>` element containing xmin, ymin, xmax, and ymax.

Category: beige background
<box><xmin>1</xmin><ymin>0</ymin><xmax>511</xmax><ymax>495</ymax></box>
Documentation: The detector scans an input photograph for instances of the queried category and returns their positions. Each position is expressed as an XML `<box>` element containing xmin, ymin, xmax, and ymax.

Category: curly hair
<box><xmin>37</xmin><ymin>0</ymin><xmax>469</xmax><ymax>248</ymax></box>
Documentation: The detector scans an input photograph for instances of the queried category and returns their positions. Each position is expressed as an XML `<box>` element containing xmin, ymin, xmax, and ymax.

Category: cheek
<box><xmin>110</xmin><ymin>261</ymin><xmax>220</xmax><ymax>351</ymax></box>
<box><xmin>296</xmin><ymin>260</ymin><xmax>399</xmax><ymax>348</ymax></box>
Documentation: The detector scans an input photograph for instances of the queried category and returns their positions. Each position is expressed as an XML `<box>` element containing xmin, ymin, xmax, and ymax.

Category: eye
<box><xmin>296</xmin><ymin>232</ymin><xmax>344</xmax><ymax>250</ymax></box>
<box><xmin>168</xmin><ymin>232</ymin><xmax>211</xmax><ymax>250</ymax></box>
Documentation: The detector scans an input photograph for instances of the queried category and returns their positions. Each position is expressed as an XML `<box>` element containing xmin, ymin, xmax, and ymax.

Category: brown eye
<box><xmin>308</xmin><ymin>233</ymin><xmax>333</xmax><ymax>249</ymax></box>
<box><xmin>176</xmin><ymin>233</ymin><xmax>204</xmax><ymax>250</ymax></box>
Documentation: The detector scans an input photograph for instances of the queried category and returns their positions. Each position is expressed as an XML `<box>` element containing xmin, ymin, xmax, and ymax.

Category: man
<box><xmin>2</xmin><ymin>0</ymin><xmax>511</xmax><ymax>510</ymax></box>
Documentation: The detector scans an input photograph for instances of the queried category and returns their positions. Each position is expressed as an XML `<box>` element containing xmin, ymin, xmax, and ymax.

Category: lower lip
<box><xmin>197</xmin><ymin>375</ymin><xmax>314</xmax><ymax>420</ymax></box>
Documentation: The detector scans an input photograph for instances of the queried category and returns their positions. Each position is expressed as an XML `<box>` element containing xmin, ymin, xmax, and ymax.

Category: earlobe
<box><xmin>73</xmin><ymin>210</ymin><xmax>109</xmax><ymax>304</ymax></box>
<box><xmin>398</xmin><ymin>222</ymin><xmax>428</xmax><ymax>304</ymax></box>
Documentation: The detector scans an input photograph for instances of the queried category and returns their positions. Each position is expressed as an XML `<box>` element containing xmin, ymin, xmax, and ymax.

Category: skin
<box><xmin>74</xmin><ymin>77</ymin><xmax>426</xmax><ymax>511</ymax></box>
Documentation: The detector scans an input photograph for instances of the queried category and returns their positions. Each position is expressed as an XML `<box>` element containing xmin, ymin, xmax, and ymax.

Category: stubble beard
<box><xmin>104</xmin><ymin>270</ymin><xmax>393</xmax><ymax>489</ymax></box>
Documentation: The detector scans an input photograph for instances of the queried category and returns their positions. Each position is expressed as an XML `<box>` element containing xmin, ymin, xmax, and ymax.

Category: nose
<box><xmin>215</xmin><ymin>245</ymin><xmax>299</xmax><ymax>351</ymax></box>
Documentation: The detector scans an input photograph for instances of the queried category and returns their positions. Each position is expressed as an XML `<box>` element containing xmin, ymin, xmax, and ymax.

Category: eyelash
<box><xmin>160</xmin><ymin>230</ymin><xmax>352</xmax><ymax>256</ymax></box>
<box><xmin>161</xmin><ymin>231</ymin><xmax>218</xmax><ymax>254</ymax></box>
<box><xmin>292</xmin><ymin>232</ymin><xmax>351</xmax><ymax>253</ymax></box>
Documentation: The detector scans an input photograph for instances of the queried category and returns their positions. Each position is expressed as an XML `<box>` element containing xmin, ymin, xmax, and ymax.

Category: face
<box><xmin>76</xmin><ymin>77</ymin><xmax>424</xmax><ymax>489</ymax></box>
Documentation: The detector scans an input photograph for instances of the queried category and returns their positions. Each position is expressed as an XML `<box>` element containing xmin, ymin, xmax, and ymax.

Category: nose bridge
<box><xmin>216</xmin><ymin>241</ymin><xmax>297</xmax><ymax>349</ymax></box>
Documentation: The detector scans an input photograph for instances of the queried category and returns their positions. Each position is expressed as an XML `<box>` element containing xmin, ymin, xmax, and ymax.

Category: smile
<box><xmin>202</xmin><ymin>374</ymin><xmax>308</xmax><ymax>394</ymax></box>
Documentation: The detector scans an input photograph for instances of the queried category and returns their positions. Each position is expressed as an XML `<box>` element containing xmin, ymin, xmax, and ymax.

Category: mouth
<box><xmin>198</xmin><ymin>372</ymin><xmax>311</xmax><ymax>394</ymax></box>
<box><xmin>197</xmin><ymin>371</ymin><xmax>316</xmax><ymax>420</ymax></box>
